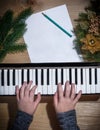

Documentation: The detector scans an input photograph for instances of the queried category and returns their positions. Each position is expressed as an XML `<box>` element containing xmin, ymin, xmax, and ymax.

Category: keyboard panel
<box><xmin>0</xmin><ymin>62</ymin><xmax>100</xmax><ymax>95</ymax></box>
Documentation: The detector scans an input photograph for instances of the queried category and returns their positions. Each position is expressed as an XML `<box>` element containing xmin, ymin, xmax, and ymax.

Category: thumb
<box><xmin>53</xmin><ymin>92</ymin><xmax>58</xmax><ymax>109</ymax></box>
<box><xmin>33</xmin><ymin>93</ymin><xmax>41</xmax><ymax>113</ymax></box>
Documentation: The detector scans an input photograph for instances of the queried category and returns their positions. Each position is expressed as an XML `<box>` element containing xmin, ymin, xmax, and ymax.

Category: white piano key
<box><xmin>58</xmin><ymin>68</ymin><xmax>61</xmax><ymax>83</ymax></box>
<box><xmin>43</xmin><ymin>69</ymin><xmax>47</xmax><ymax>86</ymax></box>
<box><xmin>37</xmin><ymin>69</ymin><xmax>42</xmax><ymax>94</ymax></box>
<box><xmin>29</xmin><ymin>69</ymin><xmax>34</xmax><ymax>89</ymax></box>
<box><xmin>32</xmin><ymin>69</ymin><xmax>36</xmax><ymax>86</ymax></box>
<box><xmin>91</xmin><ymin>68</ymin><xmax>96</xmax><ymax>93</ymax></box>
<box><xmin>77</xmin><ymin>68</ymin><xmax>87</xmax><ymax>94</ymax></box>
<box><xmin>32</xmin><ymin>69</ymin><xmax>38</xmax><ymax>95</ymax></box>
<box><xmin>4</xmin><ymin>70</ymin><xmax>9</xmax><ymax>95</ymax></box>
<box><xmin>85</xmin><ymin>68</ymin><xmax>91</xmax><ymax>94</ymax></box>
<box><xmin>71</xmin><ymin>68</ymin><xmax>75</xmax><ymax>84</ymax></box>
<box><xmin>96</xmin><ymin>68</ymin><xmax>100</xmax><ymax>93</ymax></box>
<box><xmin>15</xmin><ymin>69</ymin><xmax>19</xmax><ymax>86</ymax></box>
<box><xmin>76</xmin><ymin>68</ymin><xmax>82</xmax><ymax>94</ymax></box>
<box><xmin>51</xmin><ymin>69</ymin><xmax>56</xmax><ymax>86</ymax></box>
<box><xmin>29</xmin><ymin>69</ymin><xmax>33</xmax><ymax>81</ymax></box>
<box><xmin>4</xmin><ymin>70</ymin><xmax>7</xmax><ymax>86</ymax></box>
<box><xmin>66</xmin><ymin>68</ymin><xmax>70</xmax><ymax>81</ymax></box>
<box><xmin>0</xmin><ymin>69</ymin><xmax>4</xmax><ymax>95</ymax></box>
<box><xmin>48</xmin><ymin>69</ymin><xmax>53</xmax><ymax>95</ymax></box>
<box><xmin>42</xmin><ymin>69</ymin><xmax>47</xmax><ymax>95</ymax></box>
<box><xmin>63</xmin><ymin>69</ymin><xmax>67</xmax><ymax>84</ymax></box>
<box><xmin>9</xmin><ymin>69</ymin><xmax>15</xmax><ymax>95</ymax></box>
<box><xmin>82</xmin><ymin>68</ymin><xmax>86</xmax><ymax>94</ymax></box>
<box><xmin>23</xmin><ymin>69</ymin><xmax>27</xmax><ymax>82</ymax></box>
<box><xmin>18</xmin><ymin>69</ymin><xmax>22</xmax><ymax>87</ymax></box>
<box><xmin>52</xmin><ymin>69</ymin><xmax>57</xmax><ymax>94</ymax></box>
<box><xmin>62</xmin><ymin>68</ymin><xmax>67</xmax><ymax>90</ymax></box>
<box><xmin>0</xmin><ymin>87</ymin><xmax>4</xmax><ymax>95</ymax></box>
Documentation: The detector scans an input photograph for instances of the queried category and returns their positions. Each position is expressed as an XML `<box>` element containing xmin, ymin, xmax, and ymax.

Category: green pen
<box><xmin>42</xmin><ymin>12</ymin><xmax>72</xmax><ymax>38</ymax></box>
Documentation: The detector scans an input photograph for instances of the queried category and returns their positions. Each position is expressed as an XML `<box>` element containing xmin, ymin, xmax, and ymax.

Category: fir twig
<box><xmin>7</xmin><ymin>44</ymin><xmax>27</xmax><ymax>53</ymax></box>
<box><xmin>0</xmin><ymin>7</ymin><xmax>33</xmax><ymax>62</ymax></box>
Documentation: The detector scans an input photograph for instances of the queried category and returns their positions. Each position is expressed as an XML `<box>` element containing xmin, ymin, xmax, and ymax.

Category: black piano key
<box><xmin>1</xmin><ymin>69</ymin><xmax>4</xmax><ymax>86</ymax></box>
<box><xmin>27</xmin><ymin>69</ymin><xmax>30</xmax><ymax>83</ymax></box>
<box><xmin>47</xmin><ymin>69</ymin><xmax>49</xmax><ymax>85</ymax></box>
<box><xmin>7</xmin><ymin>69</ymin><xmax>10</xmax><ymax>86</ymax></box>
<box><xmin>22</xmin><ymin>69</ymin><xmax>24</xmax><ymax>84</ymax></box>
<box><xmin>75</xmin><ymin>68</ymin><xmax>77</xmax><ymax>84</ymax></box>
<box><xmin>13</xmin><ymin>69</ymin><xmax>15</xmax><ymax>85</ymax></box>
<box><xmin>75</xmin><ymin>68</ymin><xmax>78</xmax><ymax>85</ymax></box>
<box><xmin>61</xmin><ymin>69</ymin><xmax>63</xmax><ymax>85</ymax></box>
<box><xmin>95</xmin><ymin>68</ymin><xmax>97</xmax><ymax>84</ymax></box>
<box><xmin>41</xmin><ymin>69</ymin><xmax>44</xmax><ymax>85</ymax></box>
<box><xmin>55</xmin><ymin>69</ymin><xmax>58</xmax><ymax>85</ymax></box>
<box><xmin>35</xmin><ymin>69</ymin><xmax>38</xmax><ymax>85</ymax></box>
<box><xmin>69</xmin><ymin>68</ymin><xmax>72</xmax><ymax>84</ymax></box>
<box><xmin>81</xmin><ymin>68</ymin><xmax>83</xmax><ymax>84</ymax></box>
<box><xmin>89</xmin><ymin>68</ymin><xmax>92</xmax><ymax>84</ymax></box>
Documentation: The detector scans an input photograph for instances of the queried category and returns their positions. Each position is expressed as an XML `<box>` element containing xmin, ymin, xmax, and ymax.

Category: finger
<box><xmin>24</xmin><ymin>81</ymin><xmax>33</xmax><ymax>97</ymax></box>
<box><xmin>57</xmin><ymin>83</ymin><xmax>63</xmax><ymax>100</ymax></box>
<box><xmin>73</xmin><ymin>90</ymin><xmax>82</xmax><ymax>105</ymax></box>
<box><xmin>29</xmin><ymin>85</ymin><xmax>37</xmax><ymax>100</ymax></box>
<box><xmin>27</xmin><ymin>80</ymin><xmax>33</xmax><ymax>89</ymax></box>
<box><xmin>70</xmin><ymin>83</ymin><xmax>76</xmax><ymax>100</ymax></box>
<box><xmin>64</xmin><ymin>81</ymin><xmax>71</xmax><ymax>98</ymax></box>
<box><xmin>19</xmin><ymin>82</ymin><xmax>27</xmax><ymax>99</ymax></box>
<box><xmin>33</xmin><ymin>93</ymin><xmax>41</xmax><ymax>112</ymax></box>
<box><xmin>16</xmin><ymin>85</ymin><xmax>20</xmax><ymax>101</ymax></box>
<box><xmin>53</xmin><ymin>92</ymin><xmax>58</xmax><ymax>108</ymax></box>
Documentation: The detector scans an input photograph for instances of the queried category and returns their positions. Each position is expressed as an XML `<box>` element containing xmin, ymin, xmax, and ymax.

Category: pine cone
<box><xmin>88</xmin><ymin>16</ymin><xmax>100</xmax><ymax>36</ymax></box>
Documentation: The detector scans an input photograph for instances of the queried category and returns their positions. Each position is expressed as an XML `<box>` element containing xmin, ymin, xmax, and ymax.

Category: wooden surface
<box><xmin>0</xmin><ymin>0</ymin><xmax>100</xmax><ymax>130</ymax></box>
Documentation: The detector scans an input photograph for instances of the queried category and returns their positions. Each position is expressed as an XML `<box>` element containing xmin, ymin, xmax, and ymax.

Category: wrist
<box><xmin>18</xmin><ymin>110</ymin><xmax>34</xmax><ymax>118</ymax></box>
<box><xmin>12</xmin><ymin>110</ymin><xmax>33</xmax><ymax>130</ymax></box>
<box><xmin>57</xmin><ymin>110</ymin><xmax>78</xmax><ymax>128</ymax></box>
<box><xmin>57</xmin><ymin>109</ymin><xmax>75</xmax><ymax>115</ymax></box>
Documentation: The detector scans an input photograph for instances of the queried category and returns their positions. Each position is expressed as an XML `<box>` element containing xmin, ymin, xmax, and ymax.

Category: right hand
<box><xmin>53</xmin><ymin>81</ymin><xmax>82</xmax><ymax>113</ymax></box>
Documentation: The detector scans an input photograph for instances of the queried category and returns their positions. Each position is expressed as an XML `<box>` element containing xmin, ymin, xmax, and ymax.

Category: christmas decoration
<box><xmin>0</xmin><ymin>7</ymin><xmax>33</xmax><ymax>62</ymax></box>
<box><xmin>74</xmin><ymin>0</ymin><xmax>100</xmax><ymax>62</ymax></box>
<box><xmin>80</xmin><ymin>34</ymin><xmax>100</xmax><ymax>54</ymax></box>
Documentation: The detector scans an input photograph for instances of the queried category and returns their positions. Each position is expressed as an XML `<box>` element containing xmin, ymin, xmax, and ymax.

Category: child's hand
<box><xmin>53</xmin><ymin>81</ymin><xmax>82</xmax><ymax>113</ymax></box>
<box><xmin>16</xmin><ymin>81</ymin><xmax>41</xmax><ymax>115</ymax></box>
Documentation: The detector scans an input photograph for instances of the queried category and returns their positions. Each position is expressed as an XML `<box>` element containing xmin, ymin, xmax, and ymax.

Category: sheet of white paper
<box><xmin>24</xmin><ymin>5</ymin><xmax>82</xmax><ymax>63</ymax></box>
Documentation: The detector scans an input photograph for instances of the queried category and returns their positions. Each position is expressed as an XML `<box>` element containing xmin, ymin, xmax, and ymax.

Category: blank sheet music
<box><xmin>23</xmin><ymin>5</ymin><xmax>82</xmax><ymax>63</ymax></box>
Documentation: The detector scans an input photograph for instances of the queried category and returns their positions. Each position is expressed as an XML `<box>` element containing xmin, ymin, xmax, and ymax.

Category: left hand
<box><xmin>16</xmin><ymin>81</ymin><xmax>41</xmax><ymax>115</ymax></box>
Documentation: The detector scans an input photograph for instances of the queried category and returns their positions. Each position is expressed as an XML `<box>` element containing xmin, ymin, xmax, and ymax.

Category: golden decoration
<box><xmin>80</xmin><ymin>34</ymin><xmax>100</xmax><ymax>54</ymax></box>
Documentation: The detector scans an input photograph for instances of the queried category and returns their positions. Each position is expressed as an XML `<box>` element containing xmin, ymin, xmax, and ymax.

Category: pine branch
<box><xmin>6</xmin><ymin>44</ymin><xmax>27</xmax><ymax>53</ymax></box>
<box><xmin>73</xmin><ymin>39</ymin><xmax>82</xmax><ymax>55</ymax></box>
<box><xmin>74</xmin><ymin>24</ymin><xmax>86</xmax><ymax>40</ymax></box>
<box><xmin>74</xmin><ymin>13</ymin><xmax>88</xmax><ymax>22</ymax></box>
<box><xmin>0</xmin><ymin>7</ymin><xmax>33</xmax><ymax>62</ymax></box>
<box><xmin>13</xmin><ymin>7</ymin><xmax>33</xmax><ymax>26</ymax></box>
<box><xmin>4</xmin><ymin>23</ymin><xmax>26</xmax><ymax>46</ymax></box>
<box><xmin>0</xmin><ymin>10</ymin><xmax>13</xmax><ymax>43</ymax></box>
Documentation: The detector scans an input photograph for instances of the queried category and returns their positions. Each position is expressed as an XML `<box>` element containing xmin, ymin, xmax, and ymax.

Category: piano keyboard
<box><xmin>0</xmin><ymin>62</ymin><xmax>100</xmax><ymax>95</ymax></box>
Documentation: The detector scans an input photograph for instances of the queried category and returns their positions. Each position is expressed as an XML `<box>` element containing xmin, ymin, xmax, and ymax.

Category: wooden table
<box><xmin>0</xmin><ymin>0</ymin><xmax>100</xmax><ymax>130</ymax></box>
